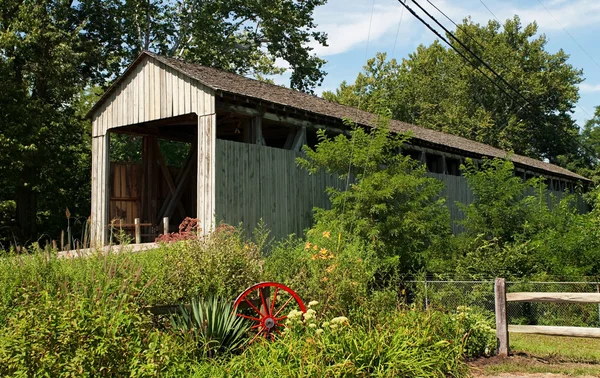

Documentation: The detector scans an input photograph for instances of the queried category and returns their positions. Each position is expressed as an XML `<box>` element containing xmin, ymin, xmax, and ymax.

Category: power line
<box><xmin>426</xmin><ymin>0</ymin><xmax>594</xmax><ymax>123</ymax></box>
<box><xmin>399</xmin><ymin>0</ymin><xmax>597</xmax><ymax>162</ymax></box>
<box><xmin>409</xmin><ymin>0</ymin><xmax>533</xmax><ymax>108</ymax></box>
<box><xmin>391</xmin><ymin>0</ymin><xmax>406</xmax><ymax>58</ymax></box>
<box><xmin>479</xmin><ymin>0</ymin><xmax>500</xmax><ymax>23</ymax></box>
<box><xmin>536</xmin><ymin>0</ymin><xmax>600</xmax><ymax>70</ymax></box>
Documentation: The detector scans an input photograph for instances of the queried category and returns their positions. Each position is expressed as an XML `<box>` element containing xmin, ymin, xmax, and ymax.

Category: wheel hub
<box><xmin>264</xmin><ymin>317</ymin><xmax>275</xmax><ymax>329</ymax></box>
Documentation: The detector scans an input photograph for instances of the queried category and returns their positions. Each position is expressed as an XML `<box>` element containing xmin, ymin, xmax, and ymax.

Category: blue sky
<box><xmin>278</xmin><ymin>0</ymin><xmax>600</xmax><ymax>127</ymax></box>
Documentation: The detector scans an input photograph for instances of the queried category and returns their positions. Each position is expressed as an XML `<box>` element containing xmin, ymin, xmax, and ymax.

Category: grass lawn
<box><xmin>510</xmin><ymin>333</ymin><xmax>600</xmax><ymax>363</ymax></box>
<box><xmin>470</xmin><ymin>333</ymin><xmax>600</xmax><ymax>377</ymax></box>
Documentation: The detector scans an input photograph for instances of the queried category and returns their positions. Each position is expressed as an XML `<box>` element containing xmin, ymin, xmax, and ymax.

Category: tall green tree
<box><xmin>557</xmin><ymin>105</ymin><xmax>600</xmax><ymax>183</ymax></box>
<box><xmin>324</xmin><ymin>16</ymin><xmax>583</xmax><ymax>164</ymax></box>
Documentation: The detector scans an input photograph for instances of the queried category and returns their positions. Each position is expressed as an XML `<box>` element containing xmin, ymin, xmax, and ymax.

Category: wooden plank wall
<box><xmin>428</xmin><ymin>172</ymin><xmax>589</xmax><ymax>234</ymax></box>
<box><xmin>108</xmin><ymin>162</ymin><xmax>197</xmax><ymax>237</ymax></box>
<box><xmin>214</xmin><ymin>144</ymin><xmax>590</xmax><ymax>239</ymax></box>
<box><xmin>214</xmin><ymin>140</ymin><xmax>345</xmax><ymax>239</ymax></box>
<box><xmin>91</xmin><ymin>56</ymin><xmax>215</xmax><ymax>137</ymax></box>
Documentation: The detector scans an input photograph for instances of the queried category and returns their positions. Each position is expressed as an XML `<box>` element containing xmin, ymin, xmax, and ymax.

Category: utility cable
<box><xmin>536</xmin><ymin>0</ymin><xmax>600</xmax><ymax>70</ymax></box>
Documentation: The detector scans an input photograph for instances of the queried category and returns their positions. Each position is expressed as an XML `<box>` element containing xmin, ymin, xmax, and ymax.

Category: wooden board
<box><xmin>509</xmin><ymin>325</ymin><xmax>600</xmax><ymax>338</ymax></box>
<box><xmin>506</xmin><ymin>292</ymin><xmax>600</xmax><ymax>304</ymax></box>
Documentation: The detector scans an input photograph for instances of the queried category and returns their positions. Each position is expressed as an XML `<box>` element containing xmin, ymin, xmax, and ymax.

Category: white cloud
<box><xmin>310</xmin><ymin>1</ymin><xmax>416</xmax><ymax>57</ymax></box>
<box><xmin>579</xmin><ymin>82</ymin><xmax>600</xmax><ymax>93</ymax></box>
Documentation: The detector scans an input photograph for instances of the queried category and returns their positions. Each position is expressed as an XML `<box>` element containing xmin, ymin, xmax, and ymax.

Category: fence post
<box><xmin>495</xmin><ymin>277</ymin><xmax>509</xmax><ymax>356</ymax></box>
<box><xmin>134</xmin><ymin>218</ymin><xmax>141</xmax><ymax>244</ymax></box>
<box><xmin>163</xmin><ymin>217</ymin><xmax>169</xmax><ymax>235</ymax></box>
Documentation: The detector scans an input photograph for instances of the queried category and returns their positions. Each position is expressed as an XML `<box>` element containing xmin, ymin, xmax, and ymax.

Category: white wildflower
<box><xmin>308</xmin><ymin>300</ymin><xmax>319</xmax><ymax>308</ymax></box>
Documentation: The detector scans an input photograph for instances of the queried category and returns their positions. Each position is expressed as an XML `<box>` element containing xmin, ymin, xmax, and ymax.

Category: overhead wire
<box><xmin>536</xmin><ymin>0</ymin><xmax>600</xmax><ymax>70</ymax></box>
<box><xmin>391</xmin><ymin>0</ymin><xmax>406</xmax><ymax>59</ymax></box>
<box><xmin>478</xmin><ymin>0</ymin><xmax>500</xmax><ymax>23</ymax></box>
<box><xmin>426</xmin><ymin>0</ymin><xmax>594</xmax><ymax>129</ymax></box>
<box><xmin>399</xmin><ymin>0</ymin><xmax>597</xmax><ymax>162</ymax></box>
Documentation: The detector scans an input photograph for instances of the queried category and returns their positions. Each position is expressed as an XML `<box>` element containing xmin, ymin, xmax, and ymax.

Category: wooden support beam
<box><xmin>154</xmin><ymin>139</ymin><xmax>186</xmax><ymax>219</ymax></box>
<box><xmin>509</xmin><ymin>325</ymin><xmax>600</xmax><ymax>338</ymax></box>
<box><xmin>283</xmin><ymin>128</ymin><xmax>297</xmax><ymax>150</ymax></box>
<box><xmin>252</xmin><ymin>115</ymin><xmax>266</xmax><ymax>145</ymax></box>
<box><xmin>163</xmin><ymin>217</ymin><xmax>169</xmax><ymax>235</ymax></box>
<box><xmin>291</xmin><ymin>126</ymin><xmax>307</xmax><ymax>151</ymax></box>
<box><xmin>506</xmin><ymin>292</ymin><xmax>600</xmax><ymax>304</ymax></box>
<box><xmin>495</xmin><ymin>278</ymin><xmax>509</xmax><ymax>356</ymax></box>
<box><xmin>134</xmin><ymin>218</ymin><xmax>141</xmax><ymax>244</ymax></box>
<box><xmin>216</xmin><ymin>102</ymin><xmax>347</xmax><ymax>135</ymax></box>
<box><xmin>156</xmin><ymin>144</ymin><xmax>197</xmax><ymax>223</ymax></box>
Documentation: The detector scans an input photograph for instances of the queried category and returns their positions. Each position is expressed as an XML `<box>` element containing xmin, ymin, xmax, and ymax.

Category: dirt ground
<box><xmin>469</xmin><ymin>355</ymin><xmax>600</xmax><ymax>378</ymax></box>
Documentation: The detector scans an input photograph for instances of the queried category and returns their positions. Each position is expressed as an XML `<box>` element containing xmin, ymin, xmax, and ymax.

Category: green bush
<box><xmin>264</xmin><ymin>233</ymin><xmax>375</xmax><ymax>316</ymax></box>
<box><xmin>0</xmin><ymin>283</ymin><xmax>194</xmax><ymax>377</ymax></box>
<box><xmin>142</xmin><ymin>226</ymin><xmax>264</xmax><ymax>305</ymax></box>
<box><xmin>197</xmin><ymin>305</ymin><xmax>470</xmax><ymax>377</ymax></box>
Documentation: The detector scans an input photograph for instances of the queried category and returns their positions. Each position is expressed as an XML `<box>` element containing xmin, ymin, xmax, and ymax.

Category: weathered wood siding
<box><xmin>108</xmin><ymin>162</ymin><xmax>197</xmax><ymax>235</ymax></box>
<box><xmin>428</xmin><ymin>172</ymin><xmax>589</xmax><ymax>234</ymax></box>
<box><xmin>91</xmin><ymin>56</ymin><xmax>215</xmax><ymax>136</ymax></box>
<box><xmin>90</xmin><ymin>55</ymin><xmax>216</xmax><ymax>245</ymax></box>
<box><xmin>214</xmin><ymin>140</ymin><xmax>345</xmax><ymax>239</ymax></box>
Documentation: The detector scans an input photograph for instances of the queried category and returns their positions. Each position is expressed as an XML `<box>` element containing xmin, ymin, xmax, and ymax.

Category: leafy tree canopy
<box><xmin>323</xmin><ymin>16</ymin><xmax>583</xmax><ymax>164</ymax></box>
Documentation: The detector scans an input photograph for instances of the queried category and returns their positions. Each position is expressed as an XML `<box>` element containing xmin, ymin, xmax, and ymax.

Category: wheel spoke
<box><xmin>274</xmin><ymin>315</ymin><xmax>287</xmax><ymax>322</ymax></box>
<box><xmin>260</xmin><ymin>288</ymin><xmax>268</xmax><ymax>316</ymax></box>
<box><xmin>249</xmin><ymin>330</ymin><xmax>263</xmax><ymax>345</ymax></box>
<box><xmin>244</xmin><ymin>297</ymin><xmax>263</xmax><ymax>317</ymax></box>
<box><xmin>273</xmin><ymin>296</ymin><xmax>294</xmax><ymax>318</ymax></box>
<box><xmin>250</xmin><ymin>324</ymin><xmax>261</xmax><ymax>330</ymax></box>
<box><xmin>269</xmin><ymin>287</ymin><xmax>279</xmax><ymax>316</ymax></box>
<box><xmin>236</xmin><ymin>313</ymin><xmax>261</xmax><ymax>322</ymax></box>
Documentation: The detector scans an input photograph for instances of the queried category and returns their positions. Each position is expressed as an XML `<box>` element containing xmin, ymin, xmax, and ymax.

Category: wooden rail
<box><xmin>495</xmin><ymin>278</ymin><xmax>600</xmax><ymax>357</ymax></box>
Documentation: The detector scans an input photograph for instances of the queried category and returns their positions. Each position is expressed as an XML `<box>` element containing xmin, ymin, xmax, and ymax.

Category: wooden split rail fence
<box><xmin>495</xmin><ymin>278</ymin><xmax>600</xmax><ymax>356</ymax></box>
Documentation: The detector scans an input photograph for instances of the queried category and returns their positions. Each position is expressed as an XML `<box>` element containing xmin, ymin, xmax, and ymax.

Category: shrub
<box><xmin>169</xmin><ymin>296</ymin><xmax>249</xmax><ymax>358</ymax></box>
<box><xmin>141</xmin><ymin>226</ymin><xmax>264</xmax><ymax>305</ymax></box>
<box><xmin>451</xmin><ymin>306</ymin><xmax>496</xmax><ymax>358</ymax></box>
<box><xmin>264</xmin><ymin>233</ymin><xmax>375</xmax><ymax>316</ymax></box>
<box><xmin>197</xmin><ymin>306</ymin><xmax>471</xmax><ymax>377</ymax></box>
<box><xmin>297</xmin><ymin>119</ymin><xmax>450</xmax><ymax>274</ymax></box>
<box><xmin>0</xmin><ymin>282</ymin><xmax>194</xmax><ymax>377</ymax></box>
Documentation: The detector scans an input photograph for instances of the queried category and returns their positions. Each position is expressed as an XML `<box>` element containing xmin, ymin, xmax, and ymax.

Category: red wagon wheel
<box><xmin>233</xmin><ymin>282</ymin><xmax>306</xmax><ymax>342</ymax></box>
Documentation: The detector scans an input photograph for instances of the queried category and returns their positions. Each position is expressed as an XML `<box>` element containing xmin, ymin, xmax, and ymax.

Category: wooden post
<box><xmin>134</xmin><ymin>218</ymin><xmax>141</xmax><ymax>244</ymax></box>
<box><xmin>163</xmin><ymin>217</ymin><xmax>169</xmax><ymax>235</ymax></box>
<box><xmin>495</xmin><ymin>278</ymin><xmax>509</xmax><ymax>356</ymax></box>
<box><xmin>60</xmin><ymin>230</ymin><xmax>64</xmax><ymax>251</ymax></box>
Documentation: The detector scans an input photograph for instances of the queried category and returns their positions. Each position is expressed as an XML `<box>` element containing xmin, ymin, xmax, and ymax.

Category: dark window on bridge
<box><xmin>426</xmin><ymin>153</ymin><xmax>444</xmax><ymax>174</ymax></box>
<box><xmin>446</xmin><ymin>158</ymin><xmax>461</xmax><ymax>176</ymax></box>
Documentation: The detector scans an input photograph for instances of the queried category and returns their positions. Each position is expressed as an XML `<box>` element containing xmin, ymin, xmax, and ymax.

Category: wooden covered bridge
<box><xmin>88</xmin><ymin>51</ymin><xmax>590</xmax><ymax>246</ymax></box>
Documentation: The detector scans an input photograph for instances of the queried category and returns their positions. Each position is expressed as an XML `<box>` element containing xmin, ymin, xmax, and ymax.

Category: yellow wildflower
<box><xmin>313</xmin><ymin>244</ymin><xmax>319</xmax><ymax>251</ymax></box>
<box><xmin>320</xmin><ymin>247</ymin><xmax>328</xmax><ymax>255</ymax></box>
<box><xmin>322</xmin><ymin>231</ymin><xmax>331</xmax><ymax>238</ymax></box>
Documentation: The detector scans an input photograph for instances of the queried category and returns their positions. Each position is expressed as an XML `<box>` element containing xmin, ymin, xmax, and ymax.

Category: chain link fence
<box><xmin>402</xmin><ymin>279</ymin><xmax>600</xmax><ymax>327</ymax></box>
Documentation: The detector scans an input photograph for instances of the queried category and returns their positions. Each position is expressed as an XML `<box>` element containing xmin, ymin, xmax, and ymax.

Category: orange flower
<box><xmin>320</xmin><ymin>247</ymin><xmax>328</xmax><ymax>255</ymax></box>
<box><xmin>326</xmin><ymin>264</ymin><xmax>337</xmax><ymax>273</ymax></box>
<box><xmin>313</xmin><ymin>244</ymin><xmax>319</xmax><ymax>251</ymax></box>
<box><xmin>305</xmin><ymin>242</ymin><xmax>312</xmax><ymax>250</ymax></box>
<box><xmin>311</xmin><ymin>254</ymin><xmax>318</xmax><ymax>260</ymax></box>
<box><xmin>321</xmin><ymin>276</ymin><xmax>328</xmax><ymax>282</ymax></box>
<box><xmin>322</xmin><ymin>231</ymin><xmax>331</xmax><ymax>239</ymax></box>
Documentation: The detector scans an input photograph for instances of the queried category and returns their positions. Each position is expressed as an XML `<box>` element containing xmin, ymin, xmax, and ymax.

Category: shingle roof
<box><xmin>92</xmin><ymin>51</ymin><xmax>590</xmax><ymax>182</ymax></box>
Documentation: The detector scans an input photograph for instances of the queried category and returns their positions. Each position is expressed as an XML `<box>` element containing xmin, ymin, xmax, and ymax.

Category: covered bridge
<box><xmin>88</xmin><ymin>51</ymin><xmax>590</xmax><ymax>246</ymax></box>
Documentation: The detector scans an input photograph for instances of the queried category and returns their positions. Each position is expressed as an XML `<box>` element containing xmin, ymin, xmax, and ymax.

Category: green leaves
<box><xmin>325</xmin><ymin>16</ymin><xmax>583</xmax><ymax>164</ymax></box>
<box><xmin>298</xmin><ymin>119</ymin><xmax>450</xmax><ymax>273</ymax></box>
